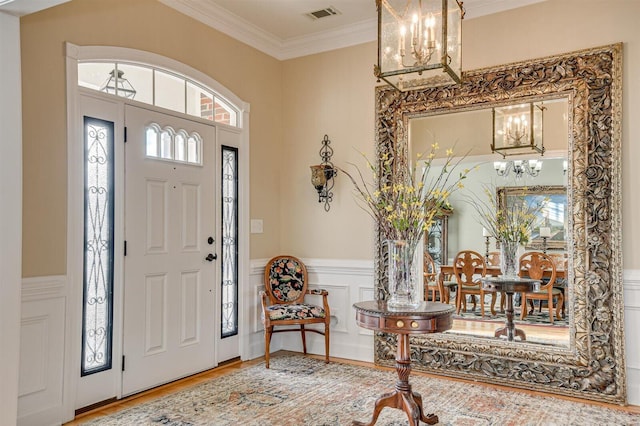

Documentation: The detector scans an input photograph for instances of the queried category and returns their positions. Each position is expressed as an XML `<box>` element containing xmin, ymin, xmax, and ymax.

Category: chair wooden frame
<box><xmin>453</xmin><ymin>250</ymin><xmax>496</xmax><ymax>317</ymax></box>
<box><xmin>260</xmin><ymin>255</ymin><xmax>330</xmax><ymax>368</ymax></box>
<box><xmin>425</xmin><ymin>252</ymin><xmax>456</xmax><ymax>304</ymax></box>
<box><xmin>518</xmin><ymin>251</ymin><xmax>564</xmax><ymax>324</ymax></box>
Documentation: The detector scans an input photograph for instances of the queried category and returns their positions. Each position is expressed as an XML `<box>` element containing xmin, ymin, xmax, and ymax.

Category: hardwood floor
<box><xmin>65</xmin><ymin>351</ymin><xmax>640</xmax><ymax>424</ymax></box>
<box><xmin>448</xmin><ymin>317</ymin><xmax>570</xmax><ymax>346</ymax></box>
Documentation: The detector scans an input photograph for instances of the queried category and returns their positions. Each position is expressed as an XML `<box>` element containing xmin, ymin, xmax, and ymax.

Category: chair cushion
<box><xmin>529</xmin><ymin>288</ymin><xmax>564</xmax><ymax>296</ymax></box>
<box><xmin>460</xmin><ymin>284</ymin><xmax>480</xmax><ymax>291</ymax></box>
<box><xmin>268</xmin><ymin>257</ymin><xmax>305</xmax><ymax>302</ymax></box>
<box><xmin>265</xmin><ymin>303</ymin><xmax>326</xmax><ymax>321</ymax></box>
<box><xmin>427</xmin><ymin>280</ymin><xmax>457</xmax><ymax>289</ymax></box>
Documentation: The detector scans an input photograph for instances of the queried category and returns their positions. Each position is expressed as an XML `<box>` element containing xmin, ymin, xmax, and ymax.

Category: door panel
<box><xmin>123</xmin><ymin>105</ymin><xmax>216</xmax><ymax>396</ymax></box>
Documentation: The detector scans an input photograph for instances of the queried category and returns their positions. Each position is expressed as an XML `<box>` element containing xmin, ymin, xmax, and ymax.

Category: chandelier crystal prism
<box><xmin>375</xmin><ymin>0</ymin><xmax>464</xmax><ymax>91</ymax></box>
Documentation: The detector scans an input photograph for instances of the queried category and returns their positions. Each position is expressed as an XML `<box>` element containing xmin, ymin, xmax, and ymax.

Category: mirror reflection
<box><xmin>410</xmin><ymin>97</ymin><xmax>569</xmax><ymax>347</ymax></box>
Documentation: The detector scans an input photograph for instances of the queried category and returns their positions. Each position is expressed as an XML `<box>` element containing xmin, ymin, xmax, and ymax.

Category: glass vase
<box><xmin>500</xmin><ymin>239</ymin><xmax>521</xmax><ymax>279</ymax></box>
<box><xmin>386</xmin><ymin>240</ymin><xmax>420</xmax><ymax>309</ymax></box>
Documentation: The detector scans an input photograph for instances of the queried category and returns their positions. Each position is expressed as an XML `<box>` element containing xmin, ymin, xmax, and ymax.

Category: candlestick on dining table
<box><xmin>539</xmin><ymin>227</ymin><xmax>551</xmax><ymax>253</ymax></box>
<box><xmin>483</xmin><ymin>228</ymin><xmax>491</xmax><ymax>262</ymax></box>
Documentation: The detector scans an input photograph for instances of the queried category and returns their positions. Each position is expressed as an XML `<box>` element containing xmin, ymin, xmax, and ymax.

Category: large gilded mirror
<box><xmin>410</xmin><ymin>97</ymin><xmax>570</xmax><ymax>347</ymax></box>
<box><xmin>373</xmin><ymin>44</ymin><xmax>625</xmax><ymax>404</ymax></box>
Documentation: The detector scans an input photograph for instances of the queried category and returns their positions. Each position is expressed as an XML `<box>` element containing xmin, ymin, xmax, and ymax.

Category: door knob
<box><xmin>205</xmin><ymin>253</ymin><xmax>217</xmax><ymax>262</ymax></box>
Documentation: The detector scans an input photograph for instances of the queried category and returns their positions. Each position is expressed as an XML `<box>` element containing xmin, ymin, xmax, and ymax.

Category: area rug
<box><xmin>454</xmin><ymin>298</ymin><xmax>569</xmax><ymax>327</ymax></box>
<box><xmin>82</xmin><ymin>354</ymin><xmax>639</xmax><ymax>426</ymax></box>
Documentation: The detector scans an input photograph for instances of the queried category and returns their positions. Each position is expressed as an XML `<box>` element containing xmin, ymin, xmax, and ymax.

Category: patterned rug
<box><xmin>81</xmin><ymin>354</ymin><xmax>639</xmax><ymax>426</ymax></box>
<box><xmin>454</xmin><ymin>295</ymin><xmax>569</xmax><ymax>327</ymax></box>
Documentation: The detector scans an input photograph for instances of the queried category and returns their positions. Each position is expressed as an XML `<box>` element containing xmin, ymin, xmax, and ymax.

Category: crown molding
<box><xmin>159</xmin><ymin>0</ymin><xmax>547</xmax><ymax>61</ymax></box>
<box><xmin>464</xmin><ymin>0</ymin><xmax>546</xmax><ymax>19</ymax></box>
<box><xmin>158</xmin><ymin>0</ymin><xmax>376</xmax><ymax>60</ymax></box>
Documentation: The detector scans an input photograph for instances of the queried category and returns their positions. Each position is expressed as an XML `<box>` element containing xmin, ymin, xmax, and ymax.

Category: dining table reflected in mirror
<box><xmin>409</xmin><ymin>97</ymin><xmax>570</xmax><ymax>348</ymax></box>
<box><xmin>374</xmin><ymin>44</ymin><xmax>624</xmax><ymax>404</ymax></box>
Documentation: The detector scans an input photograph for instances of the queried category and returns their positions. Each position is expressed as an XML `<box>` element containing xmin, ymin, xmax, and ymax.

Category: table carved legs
<box><xmin>353</xmin><ymin>334</ymin><xmax>437</xmax><ymax>426</ymax></box>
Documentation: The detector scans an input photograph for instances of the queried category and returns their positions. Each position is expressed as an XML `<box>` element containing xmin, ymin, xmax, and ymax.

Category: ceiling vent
<box><xmin>306</xmin><ymin>6</ymin><xmax>340</xmax><ymax>20</ymax></box>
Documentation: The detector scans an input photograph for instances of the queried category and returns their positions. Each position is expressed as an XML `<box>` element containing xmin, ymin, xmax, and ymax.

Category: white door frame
<box><xmin>64</xmin><ymin>42</ymin><xmax>250</xmax><ymax>422</ymax></box>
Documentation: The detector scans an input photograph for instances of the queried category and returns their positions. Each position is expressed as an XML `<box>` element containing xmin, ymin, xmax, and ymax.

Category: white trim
<box><xmin>251</xmin><ymin>258</ymin><xmax>374</xmax><ymax>277</ymax></box>
<box><xmin>64</xmin><ymin>43</ymin><xmax>250</xmax><ymax>421</ymax></box>
<box><xmin>157</xmin><ymin>0</ymin><xmax>376</xmax><ymax>61</ymax></box>
<box><xmin>67</xmin><ymin>43</ymin><xmax>249</xmax><ymax>120</ymax></box>
<box><xmin>0</xmin><ymin>11</ymin><xmax>22</xmax><ymax>426</ymax></box>
<box><xmin>21</xmin><ymin>276</ymin><xmax>66</xmax><ymax>301</ymax></box>
<box><xmin>156</xmin><ymin>0</ymin><xmax>547</xmax><ymax>61</ymax></box>
<box><xmin>624</xmin><ymin>269</ymin><xmax>640</xmax><ymax>285</ymax></box>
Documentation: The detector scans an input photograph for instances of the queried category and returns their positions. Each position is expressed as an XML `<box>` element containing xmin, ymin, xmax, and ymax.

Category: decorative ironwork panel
<box><xmin>82</xmin><ymin>117</ymin><xmax>115</xmax><ymax>376</ymax></box>
<box><xmin>221</xmin><ymin>146</ymin><xmax>238</xmax><ymax>338</ymax></box>
<box><xmin>373</xmin><ymin>44</ymin><xmax>625</xmax><ymax>404</ymax></box>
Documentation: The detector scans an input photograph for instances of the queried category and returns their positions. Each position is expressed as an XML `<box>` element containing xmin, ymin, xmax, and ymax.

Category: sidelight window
<box><xmin>221</xmin><ymin>146</ymin><xmax>238</xmax><ymax>337</ymax></box>
<box><xmin>82</xmin><ymin>117</ymin><xmax>115</xmax><ymax>376</ymax></box>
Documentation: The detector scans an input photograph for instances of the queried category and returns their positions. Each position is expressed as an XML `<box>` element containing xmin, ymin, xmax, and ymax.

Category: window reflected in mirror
<box><xmin>410</xmin><ymin>97</ymin><xmax>569</xmax><ymax>347</ymax></box>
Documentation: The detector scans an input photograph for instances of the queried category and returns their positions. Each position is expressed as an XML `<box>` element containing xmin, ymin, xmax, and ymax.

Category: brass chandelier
<box><xmin>375</xmin><ymin>0</ymin><xmax>464</xmax><ymax>91</ymax></box>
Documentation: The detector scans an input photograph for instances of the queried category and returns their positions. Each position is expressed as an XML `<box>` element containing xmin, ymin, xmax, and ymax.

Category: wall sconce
<box><xmin>310</xmin><ymin>135</ymin><xmax>336</xmax><ymax>212</ymax></box>
<box><xmin>492</xmin><ymin>101</ymin><xmax>545</xmax><ymax>157</ymax></box>
<box><xmin>375</xmin><ymin>0</ymin><xmax>464</xmax><ymax>91</ymax></box>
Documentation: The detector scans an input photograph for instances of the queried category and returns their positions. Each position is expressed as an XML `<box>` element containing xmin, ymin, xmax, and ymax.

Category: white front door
<box><xmin>122</xmin><ymin>105</ymin><xmax>217</xmax><ymax>396</ymax></box>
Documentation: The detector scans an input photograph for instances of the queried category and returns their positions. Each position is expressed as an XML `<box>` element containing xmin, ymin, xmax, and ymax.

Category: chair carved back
<box><xmin>264</xmin><ymin>255</ymin><xmax>308</xmax><ymax>305</ymax></box>
<box><xmin>487</xmin><ymin>251</ymin><xmax>500</xmax><ymax>267</ymax></box>
<box><xmin>453</xmin><ymin>250</ymin><xmax>486</xmax><ymax>288</ymax></box>
<box><xmin>424</xmin><ymin>252</ymin><xmax>437</xmax><ymax>283</ymax></box>
<box><xmin>519</xmin><ymin>251</ymin><xmax>557</xmax><ymax>289</ymax></box>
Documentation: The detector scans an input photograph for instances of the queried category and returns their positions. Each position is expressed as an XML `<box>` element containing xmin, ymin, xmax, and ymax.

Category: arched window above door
<box><xmin>78</xmin><ymin>61</ymin><xmax>239</xmax><ymax>127</ymax></box>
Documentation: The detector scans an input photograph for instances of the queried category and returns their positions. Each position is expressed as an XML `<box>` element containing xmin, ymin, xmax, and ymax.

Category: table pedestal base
<box><xmin>353</xmin><ymin>335</ymin><xmax>437</xmax><ymax>426</ymax></box>
<box><xmin>492</xmin><ymin>290</ymin><xmax>527</xmax><ymax>341</ymax></box>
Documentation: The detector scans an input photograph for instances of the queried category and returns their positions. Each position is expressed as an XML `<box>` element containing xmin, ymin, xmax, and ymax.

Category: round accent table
<box><xmin>481</xmin><ymin>277</ymin><xmax>540</xmax><ymax>341</ymax></box>
<box><xmin>352</xmin><ymin>300</ymin><xmax>454</xmax><ymax>426</ymax></box>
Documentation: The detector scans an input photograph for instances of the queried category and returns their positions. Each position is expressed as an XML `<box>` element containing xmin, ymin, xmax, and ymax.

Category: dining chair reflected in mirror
<box><xmin>518</xmin><ymin>251</ymin><xmax>564</xmax><ymax>324</ymax></box>
<box><xmin>453</xmin><ymin>250</ymin><xmax>495</xmax><ymax>317</ymax></box>
<box><xmin>425</xmin><ymin>252</ymin><xmax>457</xmax><ymax>304</ymax></box>
<box><xmin>260</xmin><ymin>255</ymin><xmax>330</xmax><ymax>368</ymax></box>
<box><xmin>487</xmin><ymin>251</ymin><xmax>501</xmax><ymax>267</ymax></box>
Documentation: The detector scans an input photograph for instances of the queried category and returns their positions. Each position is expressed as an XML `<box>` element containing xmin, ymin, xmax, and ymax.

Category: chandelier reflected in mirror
<box><xmin>493</xmin><ymin>159</ymin><xmax>543</xmax><ymax>179</ymax></box>
<box><xmin>375</xmin><ymin>0</ymin><xmax>464</xmax><ymax>91</ymax></box>
<box><xmin>492</xmin><ymin>101</ymin><xmax>545</xmax><ymax>157</ymax></box>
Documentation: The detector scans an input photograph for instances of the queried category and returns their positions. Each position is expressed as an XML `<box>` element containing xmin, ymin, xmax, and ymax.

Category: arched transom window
<box><xmin>78</xmin><ymin>62</ymin><xmax>239</xmax><ymax>127</ymax></box>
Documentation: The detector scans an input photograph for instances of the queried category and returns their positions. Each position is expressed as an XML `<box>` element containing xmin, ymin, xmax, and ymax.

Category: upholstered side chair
<box><xmin>260</xmin><ymin>255</ymin><xmax>330</xmax><ymax>368</ymax></box>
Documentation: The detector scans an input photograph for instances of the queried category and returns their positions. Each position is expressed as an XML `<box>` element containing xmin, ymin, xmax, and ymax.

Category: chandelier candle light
<box><xmin>375</xmin><ymin>0</ymin><xmax>464</xmax><ymax>91</ymax></box>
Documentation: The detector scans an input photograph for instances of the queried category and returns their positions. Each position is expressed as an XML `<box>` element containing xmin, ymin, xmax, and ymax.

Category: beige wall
<box><xmin>280</xmin><ymin>44</ymin><xmax>378</xmax><ymax>259</ymax></box>
<box><xmin>280</xmin><ymin>0</ymin><xmax>640</xmax><ymax>268</ymax></box>
<box><xmin>20</xmin><ymin>0</ymin><xmax>283</xmax><ymax>276</ymax></box>
<box><xmin>21</xmin><ymin>0</ymin><xmax>640</xmax><ymax>275</ymax></box>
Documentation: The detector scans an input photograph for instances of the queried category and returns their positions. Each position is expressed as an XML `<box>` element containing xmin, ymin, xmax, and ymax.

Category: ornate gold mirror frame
<box><xmin>373</xmin><ymin>44</ymin><xmax>625</xmax><ymax>404</ymax></box>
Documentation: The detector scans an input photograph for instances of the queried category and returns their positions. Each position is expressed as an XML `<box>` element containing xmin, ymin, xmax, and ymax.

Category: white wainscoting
<box><xmin>15</xmin><ymin>267</ymin><xmax>640</xmax><ymax>426</ymax></box>
<box><xmin>247</xmin><ymin>258</ymin><xmax>376</xmax><ymax>363</ymax></box>
<box><xmin>18</xmin><ymin>276</ymin><xmax>67</xmax><ymax>426</ymax></box>
<box><xmin>624</xmin><ymin>269</ymin><xmax>640</xmax><ymax>405</ymax></box>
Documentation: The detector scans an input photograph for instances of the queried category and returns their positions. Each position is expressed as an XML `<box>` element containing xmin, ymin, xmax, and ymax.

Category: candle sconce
<box><xmin>310</xmin><ymin>135</ymin><xmax>336</xmax><ymax>212</ymax></box>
